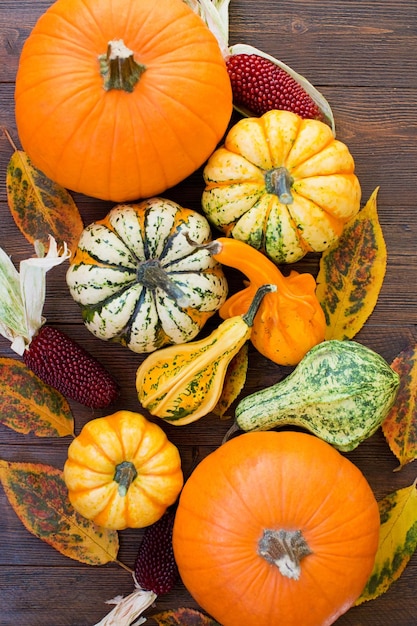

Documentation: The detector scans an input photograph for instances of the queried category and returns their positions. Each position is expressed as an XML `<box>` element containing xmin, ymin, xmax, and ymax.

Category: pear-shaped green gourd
<box><xmin>136</xmin><ymin>283</ymin><xmax>275</xmax><ymax>426</ymax></box>
<box><xmin>234</xmin><ymin>340</ymin><xmax>400</xmax><ymax>451</ymax></box>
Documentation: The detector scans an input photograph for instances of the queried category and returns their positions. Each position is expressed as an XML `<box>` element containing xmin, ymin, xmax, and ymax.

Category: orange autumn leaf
<box><xmin>382</xmin><ymin>342</ymin><xmax>417</xmax><ymax>469</ymax></box>
<box><xmin>0</xmin><ymin>357</ymin><xmax>74</xmax><ymax>437</ymax></box>
<box><xmin>4</xmin><ymin>129</ymin><xmax>83</xmax><ymax>256</ymax></box>
<box><xmin>316</xmin><ymin>187</ymin><xmax>386</xmax><ymax>340</ymax></box>
<box><xmin>0</xmin><ymin>460</ymin><xmax>119</xmax><ymax>565</ymax></box>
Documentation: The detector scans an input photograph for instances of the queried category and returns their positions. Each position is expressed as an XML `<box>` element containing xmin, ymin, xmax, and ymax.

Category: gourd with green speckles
<box><xmin>232</xmin><ymin>339</ymin><xmax>400</xmax><ymax>451</ymax></box>
<box><xmin>201</xmin><ymin>110</ymin><xmax>361</xmax><ymax>264</ymax></box>
<box><xmin>136</xmin><ymin>284</ymin><xmax>275</xmax><ymax>425</ymax></box>
<box><xmin>66</xmin><ymin>198</ymin><xmax>228</xmax><ymax>353</ymax></box>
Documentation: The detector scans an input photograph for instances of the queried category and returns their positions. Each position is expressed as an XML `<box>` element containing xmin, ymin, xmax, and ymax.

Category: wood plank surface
<box><xmin>0</xmin><ymin>0</ymin><xmax>416</xmax><ymax>624</ymax></box>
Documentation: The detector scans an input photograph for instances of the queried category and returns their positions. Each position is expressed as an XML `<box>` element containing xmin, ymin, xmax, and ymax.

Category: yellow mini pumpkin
<box><xmin>63</xmin><ymin>411</ymin><xmax>183</xmax><ymax>530</ymax></box>
<box><xmin>202</xmin><ymin>110</ymin><xmax>361</xmax><ymax>264</ymax></box>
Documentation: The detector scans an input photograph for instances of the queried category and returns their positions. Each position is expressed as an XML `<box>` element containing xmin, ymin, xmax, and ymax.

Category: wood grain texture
<box><xmin>0</xmin><ymin>0</ymin><xmax>416</xmax><ymax>624</ymax></box>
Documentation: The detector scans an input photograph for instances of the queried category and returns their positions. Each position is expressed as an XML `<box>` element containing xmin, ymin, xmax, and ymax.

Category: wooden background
<box><xmin>1</xmin><ymin>0</ymin><xmax>417</xmax><ymax>624</ymax></box>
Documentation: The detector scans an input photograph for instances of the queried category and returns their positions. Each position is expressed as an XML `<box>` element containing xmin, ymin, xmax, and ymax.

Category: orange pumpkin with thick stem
<box><xmin>14</xmin><ymin>0</ymin><xmax>232</xmax><ymax>202</ymax></box>
<box><xmin>173</xmin><ymin>431</ymin><xmax>380</xmax><ymax>626</ymax></box>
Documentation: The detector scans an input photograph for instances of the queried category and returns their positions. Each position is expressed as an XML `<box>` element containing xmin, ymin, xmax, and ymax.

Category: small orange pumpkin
<box><xmin>63</xmin><ymin>411</ymin><xmax>183</xmax><ymax>530</ymax></box>
<box><xmin>15</xmin><ymin>0</ymin><xmax>232</xmax><ymax>202</ymax></box>
<box><xmin>173</xmin><ymin>431</ymin><xmax>380</xmax><ymax>626</ymax></box>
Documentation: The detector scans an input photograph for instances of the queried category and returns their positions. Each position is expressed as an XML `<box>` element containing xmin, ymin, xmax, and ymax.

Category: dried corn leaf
<box><xmin>356</xmin><ymin>478</ymin><xmax>417</xmax><ymax>604</ymax></box>
<box><xmin>0</xmin><ymin>460</ymin><xmax>119</xmax><ymax>565</ymax></box>
<box><xmin>0</xmin><ymin>357</ymin><xmax>74</xmax><ymax>437</ymax></box>
<box><xmin>316</xmin><ymin>188</ymin><xmax>386</xmax><ymax>340</ymax></box>
<box><xmin>213</xmin><ymin>343</ymin><xmax>248</xmax><ymax>419</ymax></box>
<box><xmin>5</xmin><ymin>132</ymin><xmax>83</xmax><ymax>255</ymax></box>
<box><xmin>152</xmin><ymin>607</ymin><xmax>221</xmax><ymax>625</ymax></box>
<box><xmin>382</xmin><ymin>342</ymin><xmax>417</xmax><ymax>469</ymax></box>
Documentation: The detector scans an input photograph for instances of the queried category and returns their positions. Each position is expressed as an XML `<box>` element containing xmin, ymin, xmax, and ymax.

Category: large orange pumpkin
<box><xmin>173</xmin><ymin>431</ymin><xmax>380</xmax><ymax>626</ymax></box>
<box><xmin>14</xmin><ymin>0</ymin><xmax>232</xmax><ymax>202</ymax></box>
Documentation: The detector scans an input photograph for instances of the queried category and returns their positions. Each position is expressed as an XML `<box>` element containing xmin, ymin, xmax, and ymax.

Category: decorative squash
<box><xmin>206</xmin><ymin>237</ymin><xmax>326</xmax><ymax>365</ymax></box>
<box><xmin>173</xmin><ymin>431</ymin><xmax>380</xmax><ymax>626</ymax></box>
<box><xmin>233</xmin><ymin>339</ymin><xmax>400</xmax><ymax>450</ymax></box>
<box><xmin>66</xmin><ymin>198</ymin><xmax>228</xmax><ymax>353</ymax></box>
<box><xmin>136</xmin><ymin>284</ymin><xmax>275</xmax><ymax>425</ymax></box>
<box><xmin>14</xmin><ymin>0</ymin><xmax>232</xmax><ymax>202</ymax></box>
<box><xmin>63</xmin><ymin>410</ymin><xmax>183</xmax><ymax>530</ymax></box>
<box><xmin>201</xmin><ymin>110</ymin><xmax>361</xmax><ymax>264</ymax></box>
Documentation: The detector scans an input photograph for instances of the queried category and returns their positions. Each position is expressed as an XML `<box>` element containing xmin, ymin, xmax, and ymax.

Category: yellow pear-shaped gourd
<box><xmin>136</xmin><ymin>284</ymin><xmax>275</xmax><ymax>425</ymax></box>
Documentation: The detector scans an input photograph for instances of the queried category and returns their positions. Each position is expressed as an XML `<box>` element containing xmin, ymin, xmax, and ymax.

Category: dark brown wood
<box><xmin>0</xmin><ymin>0</ymin><xmax>416</xmax><ymax>624</ymax></box>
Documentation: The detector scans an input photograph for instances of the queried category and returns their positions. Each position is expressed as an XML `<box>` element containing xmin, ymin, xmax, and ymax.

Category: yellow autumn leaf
<box><xmin>213</xmin><ymin>344</ymin><xmax>249</xmax><ymax>419</ymax></box>
<box><xmin>4</xmin><ymin>129</ymin><xmax>84</xmax><ymax>256</ymax></box>
<box><xmin>0</xmin><ymin>460</ymin><xmax>119</xmax><ymax>565</ymax></box>
<box><xmin>316</xmin><ymin>187</ymin><xmax>386</xmax><ymax>340</ymax></box>
<box><xmin>0</xmin><ymin>357</ymin><xmax>74</xmax><ymax>437</ymax></box>
<box><xmin>356</xmin><ymin>478</ymin><xmax>417</xmax><ymax>604</ymax></box>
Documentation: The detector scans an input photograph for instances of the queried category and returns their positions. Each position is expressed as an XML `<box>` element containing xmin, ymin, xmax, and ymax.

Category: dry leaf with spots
<box><xmin>0</xmin><ymin>460</ymin><xmax>119</xmax><ymax>565</ymax></box>
<box><xmin>151</xmin><ymin>607</ymin><xmax>220</xmax><ymax>625</ymax></box>
<box><xmin>356</xmin><ymin>478</ymin><xmax>417</xmax><ymax>604</ymax></box>
<box><xmin>0</xmin><ymin>357</ymin><xmax>74</xmax><ymax>437</ymax></box>
<box><xmin>382</xmin><ymin>342</ymin><xmax>417</xmax><ymax>469</ymax></box>
<box><xmin>316</xmin><ymin>187</ymin><xmax>386</xmax><ymax>340</ymax></box>
<box><xmin>213</xmin><ymin>344</ymin><xmax>248</xmax><ymax>419</ymax></box>
<box><xmin>4</xmin><ymin>129</ymin><xmax>83</xmax><ymax>256</ymax></box>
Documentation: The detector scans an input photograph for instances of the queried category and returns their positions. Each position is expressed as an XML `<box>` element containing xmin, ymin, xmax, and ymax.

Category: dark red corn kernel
<box><xmin>23</xmin><ymin>325</ymin><xmax>119</xmax><ymax>408</ymax></box>
<box><xmin>134</xmin><ymin>507</ymin><xmax>178</xmax><ymax>596</ymax></box>
<box><xmin>226</xmin><ymin>53</ymin><xmax>324</xmax><ymax>120</ymax></box>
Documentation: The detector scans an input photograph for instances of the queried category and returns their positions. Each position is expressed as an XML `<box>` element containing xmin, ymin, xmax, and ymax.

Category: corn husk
<box><xmin>0</xmin><ymin>236</ymin><xmax>70</xmax><ymax>355</ymax></box>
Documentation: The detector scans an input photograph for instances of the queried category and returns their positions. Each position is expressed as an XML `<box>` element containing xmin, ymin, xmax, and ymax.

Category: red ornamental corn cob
<box><xmin>226</xmin><ymin>53</ymin><xmax>324</xmax><ymax>120</ymax></box>
<box><xmin>23</xmin><ymin>325</ymin><xmax>119</xmax><ymax>409</ymax></box>
<box><xmin>134</xmin><ymin>506</ymin><xmax>179</xmax><ymax>595</ymax></box>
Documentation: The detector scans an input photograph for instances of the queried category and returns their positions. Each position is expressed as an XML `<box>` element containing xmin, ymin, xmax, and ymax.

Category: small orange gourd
<box><xmin>63</xmin><ymin>411</ymin><xmax>183</xmax><ymax>530</ymax></box>
<box><xmin>15</xmin><ymin>0</ymin><xmax>232</xmax><ymax>202</ymax></box>
<box><xmin>173</xmin><ymin>431</ymin><xmax>380</xmax><ymax>626</ymax></box>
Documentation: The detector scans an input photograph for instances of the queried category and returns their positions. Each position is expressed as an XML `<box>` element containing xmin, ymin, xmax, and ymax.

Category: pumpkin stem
<box><xmin>137</xmin><ymin>258</ymin><xmax>190</xmax><ymax>307</ymax></box>
<box><xmin>242</xmin><ymin>283</ymin><xmax>276</xmax><ymax>326</ymax></box>
<box><xmin>114</xmin><ymin>461</ymin><xmax>138</xmax><ymax>497</ymax></box>
<box><xmin>265</xmin><ymin>167</ymin><xmax>294</xmax><ymax>204</ymax></box>
<box><xmin>258</xmin><ymin>528</ymin><xmax>312</xmax><ymax>580</ymax></box>
<box><xmin>99</xmin><ymin>39</ymin><xmax>146</xmax><ymax>92</ymax></box>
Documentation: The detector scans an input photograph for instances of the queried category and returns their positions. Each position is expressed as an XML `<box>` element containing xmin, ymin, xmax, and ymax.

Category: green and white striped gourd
<box><xmin>66</xmin><ymin>198</ymin><xmax>228</xmax><ymax>353</ymax></box>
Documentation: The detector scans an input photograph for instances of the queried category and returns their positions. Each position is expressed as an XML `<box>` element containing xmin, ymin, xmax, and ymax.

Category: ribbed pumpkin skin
<box><xmin>63</xmin><ymin>411</ymin><xmax>183</xmax><ymax>530</ymax></box>
<box><xmin>14</xmin><ymin>0</ymin><xmax>233</xmax><ymax>202</ymax></box>
<box><xmin>202</xmin><ymin>110</ymin><xmax>361</xmax><ymax>264</ymax></box>
<box><xmin>66</xmin><ymin>198</ymin><xmax>228</xmax><ymax>353</ymax></box>
<box><xmin>173</xmin><ymin>431</ymin><xmax>380</xmax><ymax>626</ymax></box>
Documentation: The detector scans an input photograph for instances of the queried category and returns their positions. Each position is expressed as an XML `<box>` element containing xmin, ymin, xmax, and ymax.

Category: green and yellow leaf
<box><xmin>5</xmin><ymin>131</ymin><xmax>83</xmax><ymax>256</ymax></box>
<box><xmin>0</xmin><ymin>357</ymin><xmax>74</xmax><ymax>437</ymax></box>
<box><xmin>0</xmin><ymin>460</ymin><xmax>119</xmax><ymax>565</ymax></box>
<box><xmin>213</xmin><ymin>344</ymin><xmax>248</xmax><ymax>419</ymax></box>
<box><xmin>356</xmin><ymin>479</ymin><xmax>417</xmax><ymax>604</ymax></box>
<box><xmin>316</xmin><ymin>187</ymin><xmax>386</xmax><ymax>340</ymax></box>
<box><xmin>382</xmin><ymin>342</ymin><xmax>417</xmax><ymax>469</ymax></box>
<box><xmin>152</xmin><ymin>607</ymin><xmax>221</xmax><ymax>625</ymax></box>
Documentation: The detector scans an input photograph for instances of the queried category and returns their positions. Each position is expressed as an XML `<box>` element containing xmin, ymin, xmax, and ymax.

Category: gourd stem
<box><xmin>99</xmin><ymin>39</ymin><xmax>146</xmax><ymax>92</ymax></box>
<box><xmin>114</xmin><ymin>461</ymin><xmax>138</xmax><ymax>497</ymax></box>
<box><xmin>265</xmin><ymin>167</ymin><xmax>294</xmax><ymax>204</ymax></box>
<box><xmin>242</xmin><ymin>283</ymin><xmax>276</xmax><ymax>326</ymax></box>
<box><xmin>258</xmin><ymin>528</ymin><xmax>312</xmax><ymax>581</ymax></box>
<box><xmin>137</xmin><ymin>258</ymin><xmax>189</xmax><ymax>307</ymax></box>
